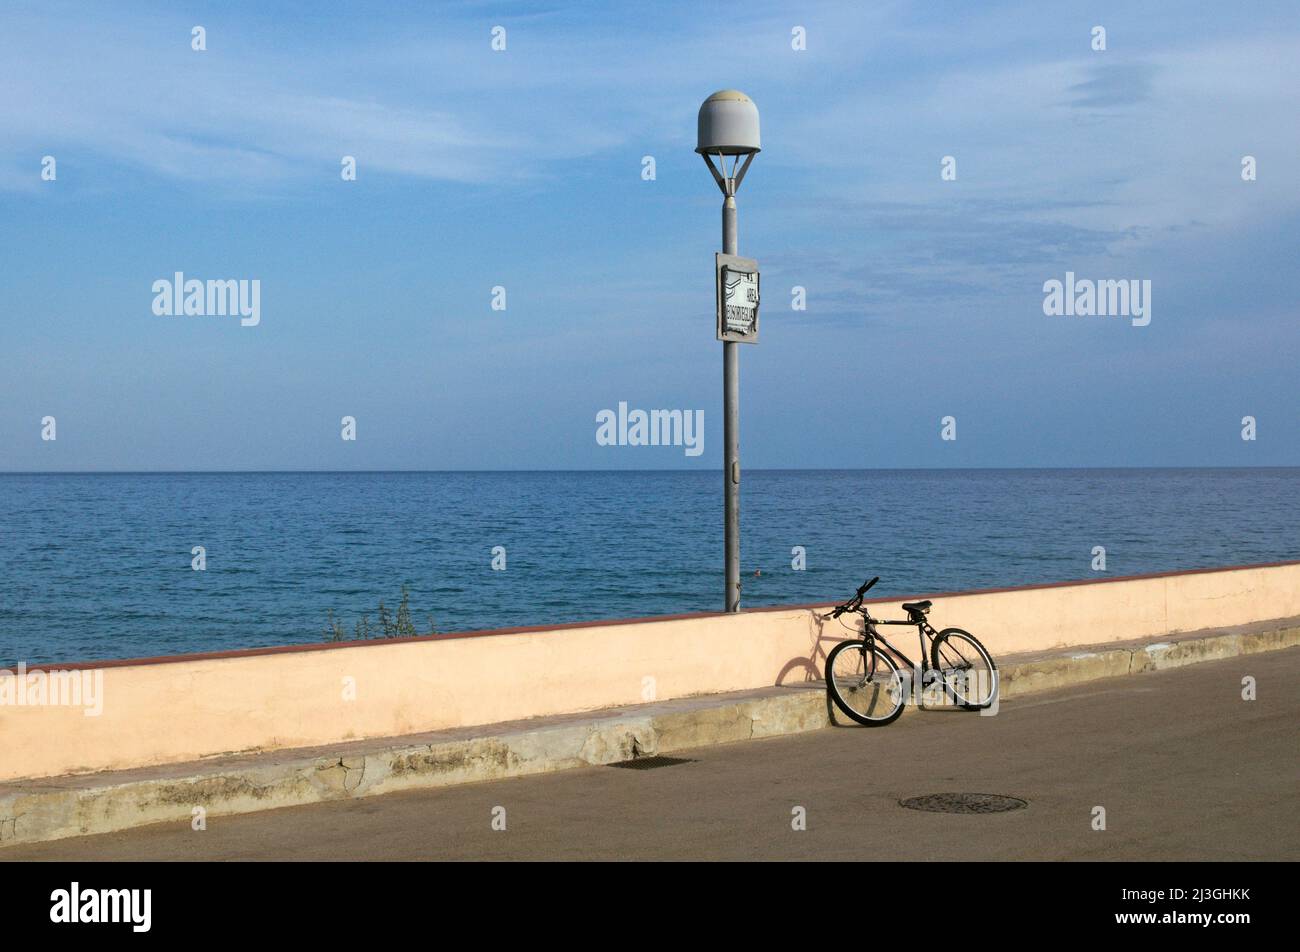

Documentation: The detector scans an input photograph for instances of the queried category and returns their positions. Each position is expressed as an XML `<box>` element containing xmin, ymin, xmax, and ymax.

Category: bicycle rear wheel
<box><xmin>930</xmin><ymin>628</ymin><xmax>998</xmax><ymax>710</ymax></box>
<box><xmin>825</xmin><ymin>639</ymin><xmax>906</xmax><ymax>726</ymax></box>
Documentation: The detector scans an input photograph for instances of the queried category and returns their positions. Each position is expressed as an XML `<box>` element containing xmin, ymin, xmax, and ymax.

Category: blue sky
<box><xmin>2</xmin><ymin>0</ymin><xmax>1297</xmax><ymax>470</ymax></box>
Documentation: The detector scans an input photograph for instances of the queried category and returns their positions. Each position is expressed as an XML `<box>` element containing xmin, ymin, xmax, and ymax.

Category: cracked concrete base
<box><xmin>2</xmin><ymin>617</ymin><xmax>1296</xmax><ymax>848</ymax></box>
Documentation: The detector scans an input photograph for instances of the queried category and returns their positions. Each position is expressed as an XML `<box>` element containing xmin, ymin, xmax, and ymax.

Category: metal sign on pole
<box><xmin>696</xmin><ymin>90</ymin><xmax>760</xmax><ymax>613</ymax></box>
<box><xmin>715</xmin><ymin>253</ymin><xmax>760</xmax><ymax>343</ymax></box>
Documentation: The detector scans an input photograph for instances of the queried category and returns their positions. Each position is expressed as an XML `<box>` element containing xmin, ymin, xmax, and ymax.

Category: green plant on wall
<box><xmin>324</xmin><ymin>586</ymin><xmax>433</xmax><ymax>642</ymax></box>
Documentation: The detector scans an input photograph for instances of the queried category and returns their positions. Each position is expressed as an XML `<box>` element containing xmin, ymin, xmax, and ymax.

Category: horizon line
<box><xmin>2</xmin><ymin>465</ymin><xmax>1297</xmax><ymax>476</ymax></box>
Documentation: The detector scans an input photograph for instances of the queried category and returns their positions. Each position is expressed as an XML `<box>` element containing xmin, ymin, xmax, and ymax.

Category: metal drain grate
<box><xmin>609</xmin><ymin>755</ymin><xmax>696</xmax><ymax>770</ymax></box>
<box><xmin>900</xmin><ymin>793</ymin><xmax>1028</xmax><ymax>814</ymax></box>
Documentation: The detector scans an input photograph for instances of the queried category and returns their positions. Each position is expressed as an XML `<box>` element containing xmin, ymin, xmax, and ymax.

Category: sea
<box><xmin>1</xmin><ymin>468</ymin><xmax>1296</xmax><ymax>666</ymax></box>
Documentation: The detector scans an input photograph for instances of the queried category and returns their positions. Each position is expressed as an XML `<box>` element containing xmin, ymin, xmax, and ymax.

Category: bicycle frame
<box><xmin>852</xmin><ymin>609</ymin><xmax>939</xmax><ymax>676</ymax></box>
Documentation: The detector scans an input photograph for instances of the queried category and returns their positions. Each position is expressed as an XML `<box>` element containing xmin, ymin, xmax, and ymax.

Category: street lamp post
<box><xmin>697</xmin><ymin>90</ymin><xmax>760</xmax><ymax>613</ymax></box>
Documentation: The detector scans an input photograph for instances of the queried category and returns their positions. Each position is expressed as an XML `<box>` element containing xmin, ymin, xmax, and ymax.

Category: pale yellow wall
<box><xmin>2</xmin><ymin>563</ymin><xmax>1297</xmax><ymax>782</ymax></box>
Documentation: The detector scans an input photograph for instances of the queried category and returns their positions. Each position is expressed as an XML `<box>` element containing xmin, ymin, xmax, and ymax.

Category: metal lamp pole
<box><xmin>722</xmin><ymin>188</ymin><xmax>740</xmax><ymax>614</ymax></box>
<box><xmin>697</xmin><ymin>90</ymin><xmax>759</xmax><ymax>613</ymax></box>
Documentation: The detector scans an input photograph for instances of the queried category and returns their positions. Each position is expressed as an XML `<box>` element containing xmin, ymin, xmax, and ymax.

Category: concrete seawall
<box><xmin>2</xmin><ymin>560</ymin><xmax>1298</xmax><ymax>784</ymax></box>
<box><xmin>2</xmin><ymin>617</ymin><xmax>1296</xmax><ymax>848</ymax></box>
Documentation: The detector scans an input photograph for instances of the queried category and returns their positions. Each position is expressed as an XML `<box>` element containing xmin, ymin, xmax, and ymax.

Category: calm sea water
<box><xmin>1</xmin><ymin>469</ymin><xmax>1296</xmax><ymax>666</ymax></box>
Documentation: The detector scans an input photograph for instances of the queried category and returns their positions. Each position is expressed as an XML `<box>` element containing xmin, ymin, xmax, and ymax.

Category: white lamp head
<box><xmin>696</xmin><ymin>90</ymin><xmax>761</xmax><ymax>156</ymax></box>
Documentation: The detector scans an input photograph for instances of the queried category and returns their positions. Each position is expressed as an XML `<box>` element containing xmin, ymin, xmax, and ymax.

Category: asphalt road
<box><xmin>7</xmin><ymin>650</ymin><xmax>1298</xmax><ymax>861</ymax></box>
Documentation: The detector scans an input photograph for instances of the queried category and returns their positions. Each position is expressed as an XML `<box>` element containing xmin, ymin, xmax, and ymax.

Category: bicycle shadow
<box><xmin>775</xmin><ymin>608</ymin><xmax>866</xmax><ymax>728</ymax></box>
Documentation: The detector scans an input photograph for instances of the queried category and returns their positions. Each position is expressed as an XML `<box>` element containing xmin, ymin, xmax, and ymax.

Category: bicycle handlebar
<box><xmin>827</xmin><ymin>576</ymin><xmax>880</xmax><ymax>618</ymax></box>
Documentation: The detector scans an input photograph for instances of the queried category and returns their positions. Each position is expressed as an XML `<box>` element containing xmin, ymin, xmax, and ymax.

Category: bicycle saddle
<box><xmin>902</xmin><ymin>600</ymin><xmax>932</xmax><ymax>614</ymax></box>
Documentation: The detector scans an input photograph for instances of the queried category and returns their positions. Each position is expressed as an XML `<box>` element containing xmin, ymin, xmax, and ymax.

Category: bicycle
<box><xmin>821</xmin><ymin>576</ymin><xmax>998</xmax><ymax>726</ymax></box>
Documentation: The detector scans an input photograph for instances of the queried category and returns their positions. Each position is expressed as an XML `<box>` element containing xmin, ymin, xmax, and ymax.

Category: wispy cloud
<box><xmin>1066</xmin><ymin>61</ymin><xmax>1157</xmax><ymax>108</ymax></box>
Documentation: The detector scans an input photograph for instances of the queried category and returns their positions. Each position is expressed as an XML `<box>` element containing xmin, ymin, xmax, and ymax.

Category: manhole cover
<box><xmin>900</xmin><ymin>793</ymin><xmax>1027</xmax><ymax>814</ymax></box>
<box><xmin>609</xmin><ymin>755</ymin><xmax>696</xmax><ymax>770</ymax></box>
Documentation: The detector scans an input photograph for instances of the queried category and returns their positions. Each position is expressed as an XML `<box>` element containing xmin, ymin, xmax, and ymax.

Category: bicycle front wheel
<box><xmin>930</xmin><ymin>628</ymin><xmax>998</xmax><ymax>710</ymax></box>
<box><xmin>825</xmin><ymin>639</ymin><xmax>906</xmax><ymax>726</ymax></box>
